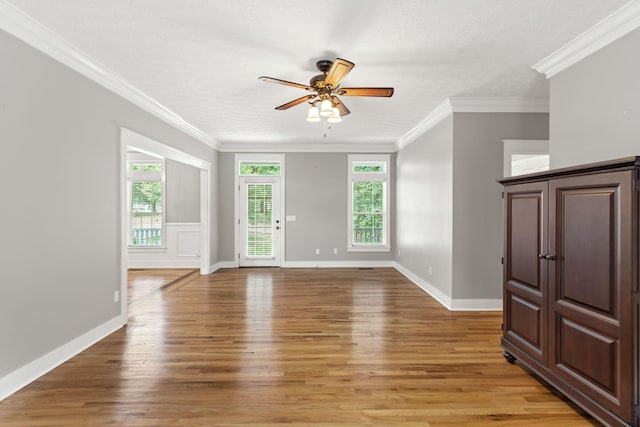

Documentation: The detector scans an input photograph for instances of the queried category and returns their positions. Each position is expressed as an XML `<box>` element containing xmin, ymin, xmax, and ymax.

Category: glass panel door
<box><xmin>239</xmin><ymin>177</ymin><xmax>280</xmax><ymax>266</ymax></box>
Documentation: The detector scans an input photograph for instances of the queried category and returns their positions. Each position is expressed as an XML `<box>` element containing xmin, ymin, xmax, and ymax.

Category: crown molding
<box><xmin>396</xmin><ymin>98</ymin><xmax>453</xmax><ymax>151</ymax></box>
<box><xmin>0</xmin><ymin>0</ymin><xmax>218</xmax><ymax>149</ymax></box>
<box><xmin>218</xmin><ymin>141</ymin><xmax>396</xmax><ymax>153</ymax></box>
<box><xmin>395</xmin><ymin>97</ymin><xmax>549</xmax><ymax>151</ymax></box>
<box><xmin>533</xmin><ymin>1</ymin><xmax>640</xmax><ymax>78</ymax></box>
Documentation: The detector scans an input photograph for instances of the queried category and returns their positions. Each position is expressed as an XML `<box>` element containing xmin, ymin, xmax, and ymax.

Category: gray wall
<box><xmin>217</xmin><ymin>152</ymin><xmax>396</xmax><ymax>263</ymax></box>
<box><xmin>452</xmin><ymin>113</ymin><xmax>549</xmax><ymax>299</ymax></box>
<box><xmin>395</xmin><ymin>112</ymin><xmax>549</xmax><ymax>303</ymax></box>
<box><xmin>218</xmin><ymin>153</ymin><xmax>394</xmax><ymax>262</ymax></box>
<box><xmin>285</xmin><ymin>153</ymin><xmax>394</xmax><ymax>262</ymax></box>
<box><xmin>166</xmin><ymin>159</ymin><xmax>200</xmax><ymax>223</ymax></box>
<box><xmin>550</xmin><ymin>27</ymin><xmax>640</xmax><ymax>168</ymax></box>
<box><xmin>0</xmin><ymin>30</ymin><xmax>216</xmax><ymax>378</ymax></box>
<box><xmin>395</xmin><ymin>116</ymin><xmax>454</xmax><ymax>298</ymax></box>
<box><xmin>218</xmin><ymin>152</ymin><xmax>236</xmax><ymax>262</ymax></box>
<box><xmin>209</xmin><ymin>149</ymin><xmax>220</xmax><ymax>265</ymax></box>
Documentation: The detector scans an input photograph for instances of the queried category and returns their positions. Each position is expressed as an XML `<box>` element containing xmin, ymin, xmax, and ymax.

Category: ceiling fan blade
<box><xmin>259</xmin><ymin>76</ymin><xmax>314</xmax><ymax>92</ymax></box>
<box><xmin>324</xmin><ymin>58</ymin><xmax>355</xmax><ymax>88</ymax></box>
<box><xmin>275</xmin><ymin>94</ymin><xmax>317</xmax><ymax>110</ymax></box>
<box><xmin>337</xmin><ymin>87</ymin><xmax>394</xmax><ymax>97</ymax></box>
<box><xmin>331</xmin><ymin>96</ymin><xmax>351</xmax><ymax>116</ymax></box>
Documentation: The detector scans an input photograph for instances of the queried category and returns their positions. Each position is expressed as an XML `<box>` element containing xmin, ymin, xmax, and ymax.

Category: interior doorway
<box><xmin>503</xmin><ymin>139</ymin><xmax>550</xmax><ymax>177</ymax></box>
<box><xmin>120</xmin><ymin>128</ymin><xmax>212</xmax><ymax>322</ymax></box>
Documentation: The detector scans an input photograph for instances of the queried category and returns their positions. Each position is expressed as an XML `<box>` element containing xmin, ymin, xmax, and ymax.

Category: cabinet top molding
<box><xmin>499</xmin><ymin>156</ymin><xmax>640</xmax><ymax>185</ymax></box>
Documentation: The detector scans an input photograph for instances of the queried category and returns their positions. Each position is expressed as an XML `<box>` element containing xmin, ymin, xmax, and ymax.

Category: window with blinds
<box><xmin>348</xmin><ymin>155</ymin><xmax>391</xmax><ymax>252</ymax></box>
<box><xmin>246</xmin><ymin>183</ymin><xmax>273</xmax><ymax>257</ymax></box>
<box><xmin>128</xmin><ymin>154</ymin><xmax>165</xmax><ymax>247</ymax></box>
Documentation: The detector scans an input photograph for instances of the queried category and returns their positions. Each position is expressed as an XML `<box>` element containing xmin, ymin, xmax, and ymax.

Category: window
<box><xmin>128</xmin><ymin>153</ymin><xmax>165</xmax><ymax>247</ymax></box>
<box><xmin>348</xmin><ymin>154</ymin><xmax>390</xmax><ymax>252</ymax></box>
<box><xmin>239</xmin><ymin>161</ymin><xmax>281</xmax><ymax>176</ymax></box>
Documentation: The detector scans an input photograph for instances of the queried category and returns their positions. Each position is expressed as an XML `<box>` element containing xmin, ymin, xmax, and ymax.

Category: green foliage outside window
<box><xmin>352</xmin><ymin>181</ymin><xmax>384</xmax><ymax>244</ymax></box>
<box><xmin>353</xmin><ymin>163</ymin><xmax>384</xmax><ymax>173</ymax></box>
<box><xmin>240</xmin><ymin>163</ymin><xmax>280</xmax><ymax>176</ymax></box>
<box><xmin>131</xmin><ymin>180</ymin><xmax>162</xmax><ymax>245</ymax></box>
<box><xmin>132</xmin><ymin>181</ymin><xmax>162</xmax><ymax>212</ymax></box>
<box><xmin>247</xmin><ymin>184</ymin><xmax>273</xmax><ymax>225</ymax></box>
<box><xmin>131</xmin><ymin>163</ymin><xmax>162</xmax><ymax>172</ymax></box>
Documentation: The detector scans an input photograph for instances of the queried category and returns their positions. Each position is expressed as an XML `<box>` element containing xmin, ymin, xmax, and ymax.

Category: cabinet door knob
<box><xmin>538</xmin><ymin>254</ymin><xmax>547</xmax><ymax>259</ymax></box>
<box><xmin>545</xmin><ymin>254</ymin><xmax>556</xmax><ymax>261</ymax></box>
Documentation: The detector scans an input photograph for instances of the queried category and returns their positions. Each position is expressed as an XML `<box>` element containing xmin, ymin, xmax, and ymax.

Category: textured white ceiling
<box><xmin>5</xmin><ymin>0</ymin><xmax>631</xmax><ymax>149</ymax></box>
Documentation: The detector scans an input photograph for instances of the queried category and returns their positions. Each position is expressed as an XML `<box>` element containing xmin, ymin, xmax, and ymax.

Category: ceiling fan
<box><xmin>259</xmin><ymin>58</ymin><xmax>394</xmax><ymax>122</ymax></box>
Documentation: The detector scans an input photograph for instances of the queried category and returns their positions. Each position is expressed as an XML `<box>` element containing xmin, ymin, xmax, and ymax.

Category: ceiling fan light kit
<box><xmin>306</xmin><ymin>105</ymin><xmax>321</xmax><ymax>122</ymax></box>
<box><xmin>328</xmin><ymin>107</ymin><xmax>342</xmax><ymax>123</ymax></box>
<box><xmin>259</xmin><ymin>58</ymin><xmax>394</xmax><ymax>124</ymax></box>
<box><xmin>319</xmin><ymin>99</ymin><xmax>333</xmax><ymax>117</ymax></box>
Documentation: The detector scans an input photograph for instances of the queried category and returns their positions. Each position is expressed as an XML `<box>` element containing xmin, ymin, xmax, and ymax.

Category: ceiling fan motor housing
<box><xmin>316</xmin><ymin>60</ymin><xmax>333</xmax><ymax>73</ymax></box>
<box><xmin>310</xmin><ymin>74</ymin><xmax>328</xmax><ymax>88</ymax></box>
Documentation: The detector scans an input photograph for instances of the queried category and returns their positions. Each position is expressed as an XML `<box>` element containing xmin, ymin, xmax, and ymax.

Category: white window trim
<box><xmin>502</xmin><ymin>139</ymin><xmax>549</xmax><ymax>177</ymax></box>
<box><xmin>127</xmin><ymin>154</ymin><xmax>166</xmax><ymax>249</ymax></box>
<box><xmin>347</xmin><ymin>154</ymin><xmax>391</xmax><ymax>252</ymax></box>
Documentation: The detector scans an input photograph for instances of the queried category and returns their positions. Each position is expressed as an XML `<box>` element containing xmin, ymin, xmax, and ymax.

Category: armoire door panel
<box><xmin>507</xmin><ymin>192</ymin><xmax>543</xmax><ymax>291</ymax></box>
<box><xmin>555</xmin><ymin>316</ymin><xmax>617</xmax><ymax>395</ymax></box>
<box><xmin>560</xmin><ymin>188</ymin><xmax>616</xmax><ymax>315</ymax></box>
<box><xmin>506</xmin><ymin>293</ymin><xmax>543</xmax><ymax>356</ymax></box>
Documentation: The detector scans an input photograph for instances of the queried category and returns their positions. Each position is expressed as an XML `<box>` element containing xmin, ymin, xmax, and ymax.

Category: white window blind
<box><xmin>246</xmin><ymin>183</ymin><xmax>273</xmax><ymax>257</ymax></box>
<box><xmin>127</xmin><ymin>154</ymin><xmax>164</xmax><ymax>247</ymax></box>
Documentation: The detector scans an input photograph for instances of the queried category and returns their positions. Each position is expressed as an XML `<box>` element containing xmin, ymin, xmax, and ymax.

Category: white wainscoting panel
<box><xmin>128</xmin><ymin>223</ymin><xmax>200</xmax><ymax>268</ymax></box>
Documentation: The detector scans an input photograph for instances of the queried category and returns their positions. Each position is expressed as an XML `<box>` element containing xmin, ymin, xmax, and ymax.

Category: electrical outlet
<box><xmin>315</xmin><ymin>248</ymin><xmax>320</xmax><ymax>255</ymax></box>
<box><xmin>333</xmin><ymin>248</ymin><xmax>338</xmax><ymax>255</ymax></box>
<box><xmin>428</xmin><ymin>266</ymin><xmax>433</xmax><ymax>276</ymax></box>
<box><xmin>113</xmin><ymin>290</ymin><xmax>120</xmax><ymax>303</ymax></box>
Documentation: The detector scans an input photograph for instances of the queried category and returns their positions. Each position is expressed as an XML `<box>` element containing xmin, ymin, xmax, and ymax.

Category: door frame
<box><xmin>234</xmin><ymin>153</ymin><xmax>285</xmax><ymax>267</ymax></box>
<box><xmin>120</xmin><ymin>128</ymin><xmax>212</xmax><ymax>322</ymax></box>
<box><xmin>502</xmin><ymin>139</ymin><xmax>549</xmax><ymax>177</ymax></box>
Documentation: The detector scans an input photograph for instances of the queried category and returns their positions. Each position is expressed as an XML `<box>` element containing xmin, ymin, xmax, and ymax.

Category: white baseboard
<box><xmin>449</xmin><ymin>298</ymin><xmax>502</xmax><ymax>311</ymax></box>
<box><xmin>128</xmin><ymin>260</ymin><xmax>200</xmax><ymax>268</ymax></box>
<box><xmin>393</xmin><ymin>262</ymin><xmax>502</xmax><ymax>311</ymax></box>
<box><xmin>393</xmin><ymin>261</ymin><xmax>453</xmax><ymax>309</ymax></box>
<box><xmin>282</xmin><ymin>260</ymin><xmax>395</xmax><ymax>268</ymax></box>
<box><xmin>210</xmin><ymin>261</ymin><xmax>237</xmax><ymax>273</ymax></box>
<box><xmin>0</xmin><ymin>315</ymin><xmax>125</xmax><ymax>401</ymax></box>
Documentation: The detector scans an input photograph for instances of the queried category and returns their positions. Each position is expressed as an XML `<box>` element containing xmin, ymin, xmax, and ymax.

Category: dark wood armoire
<box><xmin>499</xmin><ymin>157</ymin><xmax>639</xmax><ymax>427</ymax></box>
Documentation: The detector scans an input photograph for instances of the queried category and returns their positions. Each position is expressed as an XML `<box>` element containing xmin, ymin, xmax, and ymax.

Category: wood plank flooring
<box><xmin>127</xmin><ymin>268</ymin><xmax>198</xmax><ymax>304</ymax></box>
<box><xmin>0</xmin><ymin>268</ymin><xmax>598</xmax><ymax>426</ymax></box>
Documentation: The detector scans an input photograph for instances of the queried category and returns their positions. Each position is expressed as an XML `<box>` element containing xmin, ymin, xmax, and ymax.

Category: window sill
<box><xmin>347</xmin><ymin>245</ymin><xmax>391</xmax><ymax>253</ymax></box>
<box><xmin>128</xmin><ymin>246</ymin><xmax>167</xmax><ymax>253</ymax></box>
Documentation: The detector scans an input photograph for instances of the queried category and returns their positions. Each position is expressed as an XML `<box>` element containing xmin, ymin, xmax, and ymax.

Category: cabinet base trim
<box><xmin>501</xmin><ymin>339</ymin><xmax>633</xmax><ymax>427</ymax></box>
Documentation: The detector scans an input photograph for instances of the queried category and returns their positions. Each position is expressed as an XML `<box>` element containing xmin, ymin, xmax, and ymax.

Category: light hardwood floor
<box><xmin>127</xmin><ymin>268</ymin><xmax>199</xmax><ymax>304</ymax></box>
<box><xmin>0</xmin><ymin>268</ymin><xmax>598</xmax><ymax>426</ymax></box>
